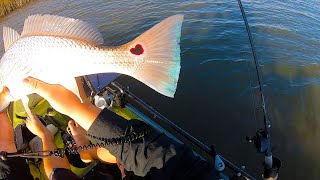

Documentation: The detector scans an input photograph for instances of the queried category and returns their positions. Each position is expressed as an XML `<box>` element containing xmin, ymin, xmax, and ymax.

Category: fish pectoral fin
<box><xmin>3</xmin><ymin>26</ymin><xmax>20</xmax><ymax>52</ymax></box>
<box><xmin>21</xmin><ymin>14</ymin><xmax>104</xmax><ymax>45</ymax></box>
<box><xmin>21</xmin><ymin>96</ymin><xmax>33</xmax><ymax>118</ymax></box>
<box><xmin>60</xmin><ymin>77</ymin><xmax>83</xmax><ymax>103</ymax></box>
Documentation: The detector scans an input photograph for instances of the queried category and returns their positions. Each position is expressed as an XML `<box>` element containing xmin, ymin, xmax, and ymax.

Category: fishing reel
<box><xmin>246</xmin><ymin>128</ymin><xmax>270</xmax><ymax>154</ymax></box>
<box><xmin>114</xmin><ymin>91</ymin><xmax>127</xmax><ymax>108</ymax></box>
<box><xmin>246</xmin><ymin>128</ymin><xmax>281</xmax><ymax>180</ymax></box>
<box><xmin>90</xmin><ymin>81</ymin><xmax>127</xmax><ymax>109</ymax></box>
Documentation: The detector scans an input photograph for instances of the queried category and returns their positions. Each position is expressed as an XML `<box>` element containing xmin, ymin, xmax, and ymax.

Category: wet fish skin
<box><xmin>0</xmin><ymin>14</ymin><xmax>184</xmax><ymax>113</ymax></box>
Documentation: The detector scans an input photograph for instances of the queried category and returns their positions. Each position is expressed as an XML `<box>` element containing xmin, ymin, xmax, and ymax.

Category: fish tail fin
<box><xmin>21</xmin><ymin>96</ymin><xmax>33</xmax><ymax>118</ymax></box>
<box><xmin>124</xmin><ymin>14</ymin><xmax>184</xmax><ymax>97</ymax></box>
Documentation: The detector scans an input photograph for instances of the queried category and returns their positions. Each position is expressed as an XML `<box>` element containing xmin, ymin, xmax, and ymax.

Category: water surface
<box><xmin>1</xmin><ymin>1</ymin><xmax>319</xmax><ymax>179</ymax></box>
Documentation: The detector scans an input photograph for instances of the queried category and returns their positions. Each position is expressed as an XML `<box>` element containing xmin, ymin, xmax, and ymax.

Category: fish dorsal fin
<box><xmin>3</xmin><ymin>26</ymin><xmax>20</xmax><ymax>51</ymax></box>
<box><xmin>21</xmin><ymin>14</ymin><xmax>104</xmax><ymax>44</ymax></box>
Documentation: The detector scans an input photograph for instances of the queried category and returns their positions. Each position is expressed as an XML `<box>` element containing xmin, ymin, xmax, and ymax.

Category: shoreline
<box><xmin>0</xmin><ymin>0</ymin><xmax>33</xmax><ymax>17</ymax></box>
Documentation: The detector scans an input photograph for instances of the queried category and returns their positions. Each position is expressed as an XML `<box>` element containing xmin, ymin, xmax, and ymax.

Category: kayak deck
<box><xmin>9</xmin><ymin>94</ymin><xmax>141</xmax><ymax>179</ymax></box>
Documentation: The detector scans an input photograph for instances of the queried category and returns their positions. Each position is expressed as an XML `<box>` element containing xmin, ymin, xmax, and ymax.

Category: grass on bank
<box><xmin>0</xmin><ymin>0</ymin><xmax>32</xmax><ymax>17</ymax></box>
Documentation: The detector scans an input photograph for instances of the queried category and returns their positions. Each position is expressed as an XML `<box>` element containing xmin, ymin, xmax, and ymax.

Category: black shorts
<box><xmin>0</xmin><ymin>157</ymin><xmax>33</xmax><ymax>180</ymax></box>
<box><xmin>50</xmin><ymin>168</ymin><xmax>80</xmax><ymax>180</ymax></box>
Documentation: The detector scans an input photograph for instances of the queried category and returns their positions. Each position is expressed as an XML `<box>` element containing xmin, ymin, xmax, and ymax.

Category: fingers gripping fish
<box><xmin>0</xmin><ymin>14</ymin><xmax>184</xmax><ymax>116</ymax></box>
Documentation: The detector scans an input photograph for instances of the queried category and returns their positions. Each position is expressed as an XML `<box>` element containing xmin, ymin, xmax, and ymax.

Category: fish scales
<box><xmin>0</xmin><ymin>14</ymin><xmax>184</xmax><ymax>115</ymax></box>
<box><xmin>3</xmin><ymin>36</ymin><xmax>130</xmax><ymax>77</ymax></box>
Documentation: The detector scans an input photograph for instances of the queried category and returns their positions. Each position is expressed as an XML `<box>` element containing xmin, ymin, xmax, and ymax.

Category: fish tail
<box><xmin>124</xmin><ymin>14</ymin><xmax>184</xmax><ymax>97</ymax></box>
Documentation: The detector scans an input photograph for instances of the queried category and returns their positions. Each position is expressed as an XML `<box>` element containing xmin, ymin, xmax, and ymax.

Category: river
<box><xmin>0</xmin><ymin>0</ymin><xmax>319</xmax><ymax>179</ymax></box>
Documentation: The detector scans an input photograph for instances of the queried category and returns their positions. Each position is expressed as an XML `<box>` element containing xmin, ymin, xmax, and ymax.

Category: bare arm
<box><xmin>0</xmin><ymin>111</ymin><xmax>16</xmax><ymax>153</ymax></box>
<box><xmin>23</xmin><ymin>77</ymin><xmax>219</xmax><ymax>179</ymax></box>
<box><xmin>23</xmin><ymin>77</ymin><xmax>101</xmax><ymax>130</ymax></box>
<box><xmin>26</xmin><ymin>113</ymin><xmax>71</xmax><ymax>178</ymax></box>
<box><xmin>0</xmin><ymin>88</ymin><xmax>16</xmax><ymax>153</ymax></box>
<box><xmin>40</xmin><ymin>131</ymin><xmax>71</xmax><ymax>178</ymax></box>
<box><xmin>74</xmin><ymin>77</ymin><xmax>117</xmax><ymax>164</ymax></box>
<box><xmin>25</xmin><ymin>77</ymin><xmax>117</xmax><ymax>164</ymax></box>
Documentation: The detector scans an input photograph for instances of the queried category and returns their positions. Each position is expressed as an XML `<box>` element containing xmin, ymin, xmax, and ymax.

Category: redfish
<box><xmin>0</xmin><ymin>14</ymin><xmax>184</xmax><ymax>115</ymax></box>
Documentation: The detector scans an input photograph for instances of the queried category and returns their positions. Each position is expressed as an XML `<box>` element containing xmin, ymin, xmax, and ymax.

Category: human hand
<box><xmin>26</xmin><ymin>111</ymin><xmax>51</xmax><ymax>139</ymax></box>
<box><xmin>22</xmin><ymin>77</ymin><xmax>83</xmax><ymax>117</ymax></box>
<box><xmin>23</xmin><ymin>77</ymin><xmax>101</xmax><ymax>130</ymax></box>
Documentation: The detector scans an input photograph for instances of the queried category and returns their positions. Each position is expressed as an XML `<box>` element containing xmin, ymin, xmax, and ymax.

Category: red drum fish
<box><xmin>0</xmin><ymin>14</ymin><xmax>184</xmax><ymax>115</ymax></box>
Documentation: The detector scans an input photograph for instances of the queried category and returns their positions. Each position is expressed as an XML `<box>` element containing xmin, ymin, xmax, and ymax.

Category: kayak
<box><xmin>7</xmin><ymin>75</ymin><xmax>256</xmax><ymax>180</ymax></box>
<box><xmin>9</xmin><ymin>91</ymin><xmax>142</xmax><ymax>179</ymax></box>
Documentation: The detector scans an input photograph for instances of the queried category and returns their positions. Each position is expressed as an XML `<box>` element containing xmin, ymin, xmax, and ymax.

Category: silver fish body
<box><xmin>0</xmin><ymin>14</ymin><xmax>184</xmax><ymax>113</ymax></box>
<box><xmin>0</xmin><ymin>36</ymin><xmax>136</xmax><ymax>100</ymax></box>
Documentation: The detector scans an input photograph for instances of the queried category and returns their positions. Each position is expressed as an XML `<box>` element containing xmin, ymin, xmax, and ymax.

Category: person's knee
<box><xmin>0</xmin><ymin>142</ymin><xmax>17</xmax><ymax>153</ymax></box>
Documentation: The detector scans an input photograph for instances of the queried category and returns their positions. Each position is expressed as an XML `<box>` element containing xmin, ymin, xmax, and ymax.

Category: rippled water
<box><xmin>1</xmin><ymin>0</ymin><xmax>320</xmax><ymax>179</ymax></box>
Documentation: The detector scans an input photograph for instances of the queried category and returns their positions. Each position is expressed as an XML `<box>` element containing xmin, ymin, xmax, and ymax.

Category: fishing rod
<box><xmin>80</xmin><ymin>75</ymin><xmax>257</xmax><ymax>179</ymax></box>
<box><xmin>109</xmin><ymin>81</ymin><xmax>256</xmax><ymax>180</ymax></box>
<box><xmin>236</xmin><ymin>0</ymin><xmax>281</xmax><ymax>179</ymax></box>
<box><xmin>0</xmin><ymin>79</ymin><xmax>254</xmax><ymax>180</ymax></box>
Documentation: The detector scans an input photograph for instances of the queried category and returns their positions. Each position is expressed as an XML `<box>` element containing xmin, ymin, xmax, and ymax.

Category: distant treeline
<box><xmin>0</xmin><ymin>0</ymin><xmax>32</xmax><ymax>17</ymax></box>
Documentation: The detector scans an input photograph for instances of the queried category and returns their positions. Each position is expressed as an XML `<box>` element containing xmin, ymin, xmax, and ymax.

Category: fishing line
<box><xmin>242</xmin><ymin>33</ymin><xmax>259</xmax><ymax>129</ymax></box>
<box><xmin>236</xmin><ymin>2</ymin><xmax>282</xmax><ymax>177</ymax></box>
<box><xmin>236</xmin><ymin>0</ymin><xmax>271</xmax><ymax>132</ymax></box>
